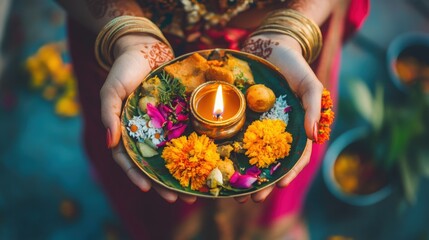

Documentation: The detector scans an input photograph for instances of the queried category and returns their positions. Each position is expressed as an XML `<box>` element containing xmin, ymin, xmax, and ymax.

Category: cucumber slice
<box><xmin>137</xmin><ymin>142</ymin><xmax>158</xmax><ymax>157</ymax></box>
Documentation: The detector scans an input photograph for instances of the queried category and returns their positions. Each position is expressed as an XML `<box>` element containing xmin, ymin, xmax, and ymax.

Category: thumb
<box><xmin>100</xmin><ymin>79</ymin><xmax>125</xmax><ymax>148</ymax></box>
<box><xmin>299</xmin><ymin>79</ymin><xmax>323</xmax><ymax>140</ymax></box>
<box><xmin>99</xmin><ymin>51</ymin><xmax>153</xmax><ymax>148</ymax></box>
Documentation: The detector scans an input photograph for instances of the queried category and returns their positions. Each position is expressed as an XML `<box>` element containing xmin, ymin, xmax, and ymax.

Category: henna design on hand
<box><xmin>241</xmin><ymin>38</ymin><xmax>279</xmax><ymax>59</ymax></box>
<box><xmin>140</xmin><ymin>43</ymin><xmax>174</xmax><ymax>69</ymax></box>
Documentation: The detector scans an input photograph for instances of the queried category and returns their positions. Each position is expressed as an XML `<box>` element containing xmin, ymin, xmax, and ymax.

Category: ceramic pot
<box><xmin>323</xmin><ymin>127</ymin><xmax>393</xmax><ymax>206</ymax></box>
<box><xmin>386</xmin><ymin>32</ymin><xmax>429</xmax><ymax>92</ymax></box>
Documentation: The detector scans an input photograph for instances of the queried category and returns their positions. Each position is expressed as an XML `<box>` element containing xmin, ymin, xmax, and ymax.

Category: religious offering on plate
<box><xmin>121</xmin><ymin>49</ymin><xmax>309</xmax><ymax>198</ymax></box>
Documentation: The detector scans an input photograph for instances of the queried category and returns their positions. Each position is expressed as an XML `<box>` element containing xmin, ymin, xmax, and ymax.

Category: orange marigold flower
<box><xmin>320</xmin><ymin>108</ymin><xmax>335</xmax><ymax>126</ymax></box>
<box><xmin>321</xmin><ymin>89</ymin><xmax>333</xmax><ymax>109</ymax></box>
<box><xmin>316</xmin><ymin>89</ymin><xmax>335</xmax><ymax>144</ymax></box>
<box><xmin>162</xmin><ymin>132</ymin><xmax>220</xmax><ymax>190</ymax></box>
<box><xmin>243</xmin><ymin>119</ymin><xmax>293</xmax><ymax>168</ymax></box>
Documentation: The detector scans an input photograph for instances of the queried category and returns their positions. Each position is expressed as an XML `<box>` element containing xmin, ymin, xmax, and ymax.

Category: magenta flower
<box><xmin>284</xmin><ymin>106</ymin><xmax>292</xmax><ymax>113</ymax></box>
<box><xmin>147</xmin><ymin>103</ymin><xmax>166</xmax><ymax>128</ymax></box>
<box><xmin>229</xmin><ymin>167</ymin><xmax>261</xmax><ymax>189</ymax></box>
<box><xmin>246</xmin><ymin>166</ymin><xmax>261</xmax><ymax>178</ymax></box>
<box><xmin>229</xmin><ymin>172</ymin><xmax>258</xmax><ymax>189</ymax></box>
<box><xmin>167</xmin><ymin>123</ymin><xmax>187</xmax><ymax>140</ymax></box>
<box><xmin>146</xmin><ymin>97</ymin><xmax>189</xmax><ymax>142</ymax></box>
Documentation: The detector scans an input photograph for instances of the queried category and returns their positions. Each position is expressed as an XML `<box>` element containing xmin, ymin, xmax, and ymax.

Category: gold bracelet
<box><xmin>95</xmin><ymin>16</ymin><xmax>173</xmax><ymax>71</ymax></box>
<box><xmin>249</xmin><ymin>9</ymin><xmax>322</xmax><ymax>64</ymax></box>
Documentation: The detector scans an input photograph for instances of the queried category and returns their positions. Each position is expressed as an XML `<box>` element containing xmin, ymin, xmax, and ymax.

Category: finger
<box><xmin>179</xmin><ymin>194</ymin><xmax>198</xmax><ymax>204</ymax></box>
<box><xmin>100</xmin><ymin>53</ymin><xmax>152</xmax><ymax>148</ymax></box>
<box><xmin>152</xmin><ymin>184</ymin><xmax>179</xmax><ymax>203</ymax></box>
<box><xmin>272</xmin><ymin>47</ymin><xmax>324</xmax><ymax>140</ymax></box>
<box><xmin>251</xmin><ymin>185</ymin><xmax>275</xmax><ymax>202</ymax></box>
<box><xmin>234</xmin><ymin>195</ymin><xmax>251</xmax><ymax>204</ymax></box>
<box><xmin>100</xmin><ymin>80</ymin><xmax>123</xmax><ymax>148</ymax></box>
<box><xmin>299</xmin><ymin>78</ymin><xmax>323</xmax><ymax>140</ymax></box>
<box><xmin>277</xmin><ymin>139</ymin><xmax>312</xmax><ymax>187</ymax></box>
<box><xmin>112</xmin><ymin>143</ymin><xmax>151</xmax><ymax>192</ymax></box>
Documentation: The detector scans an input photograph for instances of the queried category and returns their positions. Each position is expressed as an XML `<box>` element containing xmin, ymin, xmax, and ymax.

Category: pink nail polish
<box><xmin>313</xmin><ymin>123</ymin><xmax>319</xmax><ymax>142</ymax></box>
<box><xmin>106</xmin><ymin>128</ymin><xmax>112</xmax><ymax>149</ymax></box>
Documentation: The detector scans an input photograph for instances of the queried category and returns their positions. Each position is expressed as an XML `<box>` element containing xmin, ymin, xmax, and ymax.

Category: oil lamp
<box><xmin>190</xmin><ymin>81</ymin><xmax>246</xmax><ymax>140</ymax></box>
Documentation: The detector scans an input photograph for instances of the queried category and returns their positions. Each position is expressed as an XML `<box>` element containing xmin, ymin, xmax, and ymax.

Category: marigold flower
<box><xmin>243</xmin><ymin>119</ymin><xmax>293</xmax><ymax>168</ymax></box>
<box><xmin>162</xmin><ymin>132</ymin><xmax>220</xmax><ymax>190</ymax></box>
<box><xmin>316</xmin><ymin>89</ymin><xmax>335</xmax><ymax>144</ymax></box>
<box><xmin>321</xmin><ymin>89</ymin><xmax>333</xmax><ymax>109</ymax></box>
<box><xmin>55</xmin><ymin>96</ymin><xmax>80</xmax><ymax>117</ymax></box>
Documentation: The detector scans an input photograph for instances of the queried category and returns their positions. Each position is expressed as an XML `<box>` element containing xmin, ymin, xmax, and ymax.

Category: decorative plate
<box><xmin>121</xmin><ymin>49</ymin><xmax>309</xmax><ymax>198</ymax></box>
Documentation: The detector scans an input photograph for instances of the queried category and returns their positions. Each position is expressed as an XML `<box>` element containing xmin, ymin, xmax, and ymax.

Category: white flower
<box><xmin>127</xmin><ymin>116</ymin><xmax>165</xmax><ymax>147</ymax></box>
<box><xmin>260</xmin><ymin>95</ymin><xmax>290</xmax><ymax>125</ymax></box>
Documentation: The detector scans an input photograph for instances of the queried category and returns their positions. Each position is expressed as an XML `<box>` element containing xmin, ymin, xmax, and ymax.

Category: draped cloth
<box><xmin>67</xmin><ymin>1</ymin><xmax>368</xmax><ymax>238</ymax></box>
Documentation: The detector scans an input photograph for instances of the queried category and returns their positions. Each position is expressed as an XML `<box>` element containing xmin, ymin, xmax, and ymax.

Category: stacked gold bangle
<box><xmin>249</xmin><ymin>9</ymin><xmax>322</xmax><ymax>64</ymax></box>
<box><xmin>95</xmin><ymin>15</ymin><xmax>173</xmax><ymax>71</ymax></box>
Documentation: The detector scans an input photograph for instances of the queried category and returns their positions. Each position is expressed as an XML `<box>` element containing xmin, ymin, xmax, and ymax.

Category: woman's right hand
<box><xmin>100</xmin><ymin>33</ymin><xmax>197</xmax><ymax>204</ymax></box>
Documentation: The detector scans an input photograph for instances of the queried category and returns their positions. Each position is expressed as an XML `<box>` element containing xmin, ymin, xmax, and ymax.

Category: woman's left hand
<box><xmin>237</xmin><ymin>33</ymin><xmax>323</xmax><ymax>203</ymax></box>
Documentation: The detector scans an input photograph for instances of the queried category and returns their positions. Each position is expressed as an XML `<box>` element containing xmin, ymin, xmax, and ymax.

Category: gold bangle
<box><xmin>250</xmin><ymin>9</ymin><xmax>322</xmax><ymax>64</ymax></box>
<box><xmin>95</xmin><ymin>16</ymin><xmax>173</xmax><ymax>71</ymax></box>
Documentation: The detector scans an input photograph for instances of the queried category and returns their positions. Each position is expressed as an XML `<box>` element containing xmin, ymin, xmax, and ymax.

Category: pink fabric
<box><xmin>344</xmin><ymin>0</ymin><xmax>370</xmax><ymax>41</ymax></box>
<box><xmin>67</xmin><ymin>0</ymin><xmax>369</xmax><ymax>238</ymax></box>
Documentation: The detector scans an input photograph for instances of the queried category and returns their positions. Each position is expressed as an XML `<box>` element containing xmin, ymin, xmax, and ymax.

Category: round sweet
<box><xmin>245</xmin><ymin>84</ymin><xmax>276</xmax><ymax>112</ymax></box>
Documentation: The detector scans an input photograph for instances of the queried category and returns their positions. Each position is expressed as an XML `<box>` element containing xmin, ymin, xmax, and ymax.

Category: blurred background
<box><xmin>0</xmin><ymin>0</ymin><xmax>428</xmax><ymax>239</ymax></box>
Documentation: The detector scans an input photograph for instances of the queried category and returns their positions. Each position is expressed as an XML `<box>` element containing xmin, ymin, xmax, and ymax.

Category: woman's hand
<box><xmin>238</xmin><ymin>33</ymin><xmax>323</xmax><ymax>203</ymax></box>
<box><xmin>100</xmin><ymin>33</ymin><xmax>197</xmax><ymax>204</ymax></box>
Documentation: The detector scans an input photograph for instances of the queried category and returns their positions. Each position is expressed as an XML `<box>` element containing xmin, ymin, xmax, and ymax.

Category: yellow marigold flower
<box><xmin>243</xmin><ymin>119</ymin><xmax>293</xmax><ymax>168</ymax></box>
<box><xmin>162</xmin><ymin>133</ymin><xmax>220</xmax><ymax>190</ymax></box>
<box><xmin>55</xmin><ymin>96</ymin><xmax>80</xmax><ymax>117</ymax></box>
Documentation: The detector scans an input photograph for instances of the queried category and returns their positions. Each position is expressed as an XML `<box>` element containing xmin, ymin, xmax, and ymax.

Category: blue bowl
<box><xmin>322</xmin><ymin>127</ymin><xmax>393</xmax><ymax>206</ymax></box>
<box><xmin>386</xmin><ymin>32</ymin><xmax>429</xmax><ymax>92</ymax></box>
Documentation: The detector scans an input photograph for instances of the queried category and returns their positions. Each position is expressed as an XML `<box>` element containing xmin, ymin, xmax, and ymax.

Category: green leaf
<box><xmin>158</xmin><ymin>71</ymin><xmax>186</xmax><ymax>106</ymax></box>
<box><xmin>398</xmin><ymin>155</ymin><xmax>419</xmax><ymax>204</ymax></box>
<box><xmin>348</xmin><ymin>79</ymin><xmax>374</xmax><ymax>126</ymax></box>
<box><xmin>372</xmin><ymin>83</ymin><xmax>384</xmax><ymax>131</ymax></box>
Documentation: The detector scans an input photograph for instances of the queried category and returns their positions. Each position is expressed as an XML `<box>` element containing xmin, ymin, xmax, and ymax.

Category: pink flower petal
<box><xmin>147</xmin><ymin>103</ymin><xmax>166</xmax><ymax>128</ymax></box>
<box><xmin>177</xmin><ymin>113</ymin><xmax>188</xmax><ymax>121</ymax></box>
<box><xmin>167</xmin><ymin>123</ymin><xmax>187</xmax><ymax>140</ymax></box>
<box><xmin>270</xmin><ymin>162</ymin><xmax>281</xmax><ymax>175</ymax></box>
<box><xmin>229</xmin><ymin>171</ymin><xmax>257</xmax><ymax>189</ymax></box>
<box><xmin>245</xmin><ymin>166</ymin><xmax>261</xmax><ymax>178</ymax></box>
<box><xmin>284</xmin><ymin>106</ymin><xmax>292</xmax><ymax>113</ymax></box>
<box><xmin>160</xmin><ymin>104</ymin><xmax>172</xmax><ymax>117</ymax></box>
<box><xmin>156</xmin><ymin>140</ymin><xmax>167</xmax><ymax>148</ymax></box>
<box><xmin>175</xmin><ymin>103</ymin><xmax>184</xmax><ymax>114</ymax></box>
<box><xmin>166</xmin><ymin>120</ymin><xmax>174</xmax><ymax>130</ymax></box>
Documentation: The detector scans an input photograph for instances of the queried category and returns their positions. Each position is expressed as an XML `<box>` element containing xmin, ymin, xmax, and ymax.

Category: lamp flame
<box><xmin>213</xmin><ymin>84</ymin><xmax>224</xmax><ymax>120</ymax></box>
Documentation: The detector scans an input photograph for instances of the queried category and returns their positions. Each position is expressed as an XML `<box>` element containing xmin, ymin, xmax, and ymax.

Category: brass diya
<box><xmin>190</xmin><ymin>81</ymin><xmax>246</xmax><ymax>140</ymax></box>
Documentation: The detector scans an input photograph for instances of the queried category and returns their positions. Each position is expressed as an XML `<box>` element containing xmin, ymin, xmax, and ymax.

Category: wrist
<box><xmin>249</xmin><ymin>9</ymin><xmax>323</xmax><ymax>64</ymax></box>
<box><xmin>245</xmin><ymin>34</ymin><xmax>302</xmax><ymax>57</ymax></box>
<box><xmin>94</xmin><ymin>16</ymin><xmax>173</xmax><ymax>71</ymax></box>
<box><xmin>113</xmin><ymin>33</ymin><xmax>165</xmax><ymax>59</ymax></box>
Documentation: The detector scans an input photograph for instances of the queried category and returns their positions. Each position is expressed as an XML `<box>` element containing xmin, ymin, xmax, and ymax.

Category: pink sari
<box><xmin>68</xmin><ymin>1</ymin><xmax>368</xmax><ymax>238</ymax></box>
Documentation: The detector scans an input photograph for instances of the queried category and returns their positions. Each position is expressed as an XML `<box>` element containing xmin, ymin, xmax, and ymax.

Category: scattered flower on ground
<box><xmin>25</xmin><ymin>42</ymin><xmax>80</xmax><ymax>117</ymax></box>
